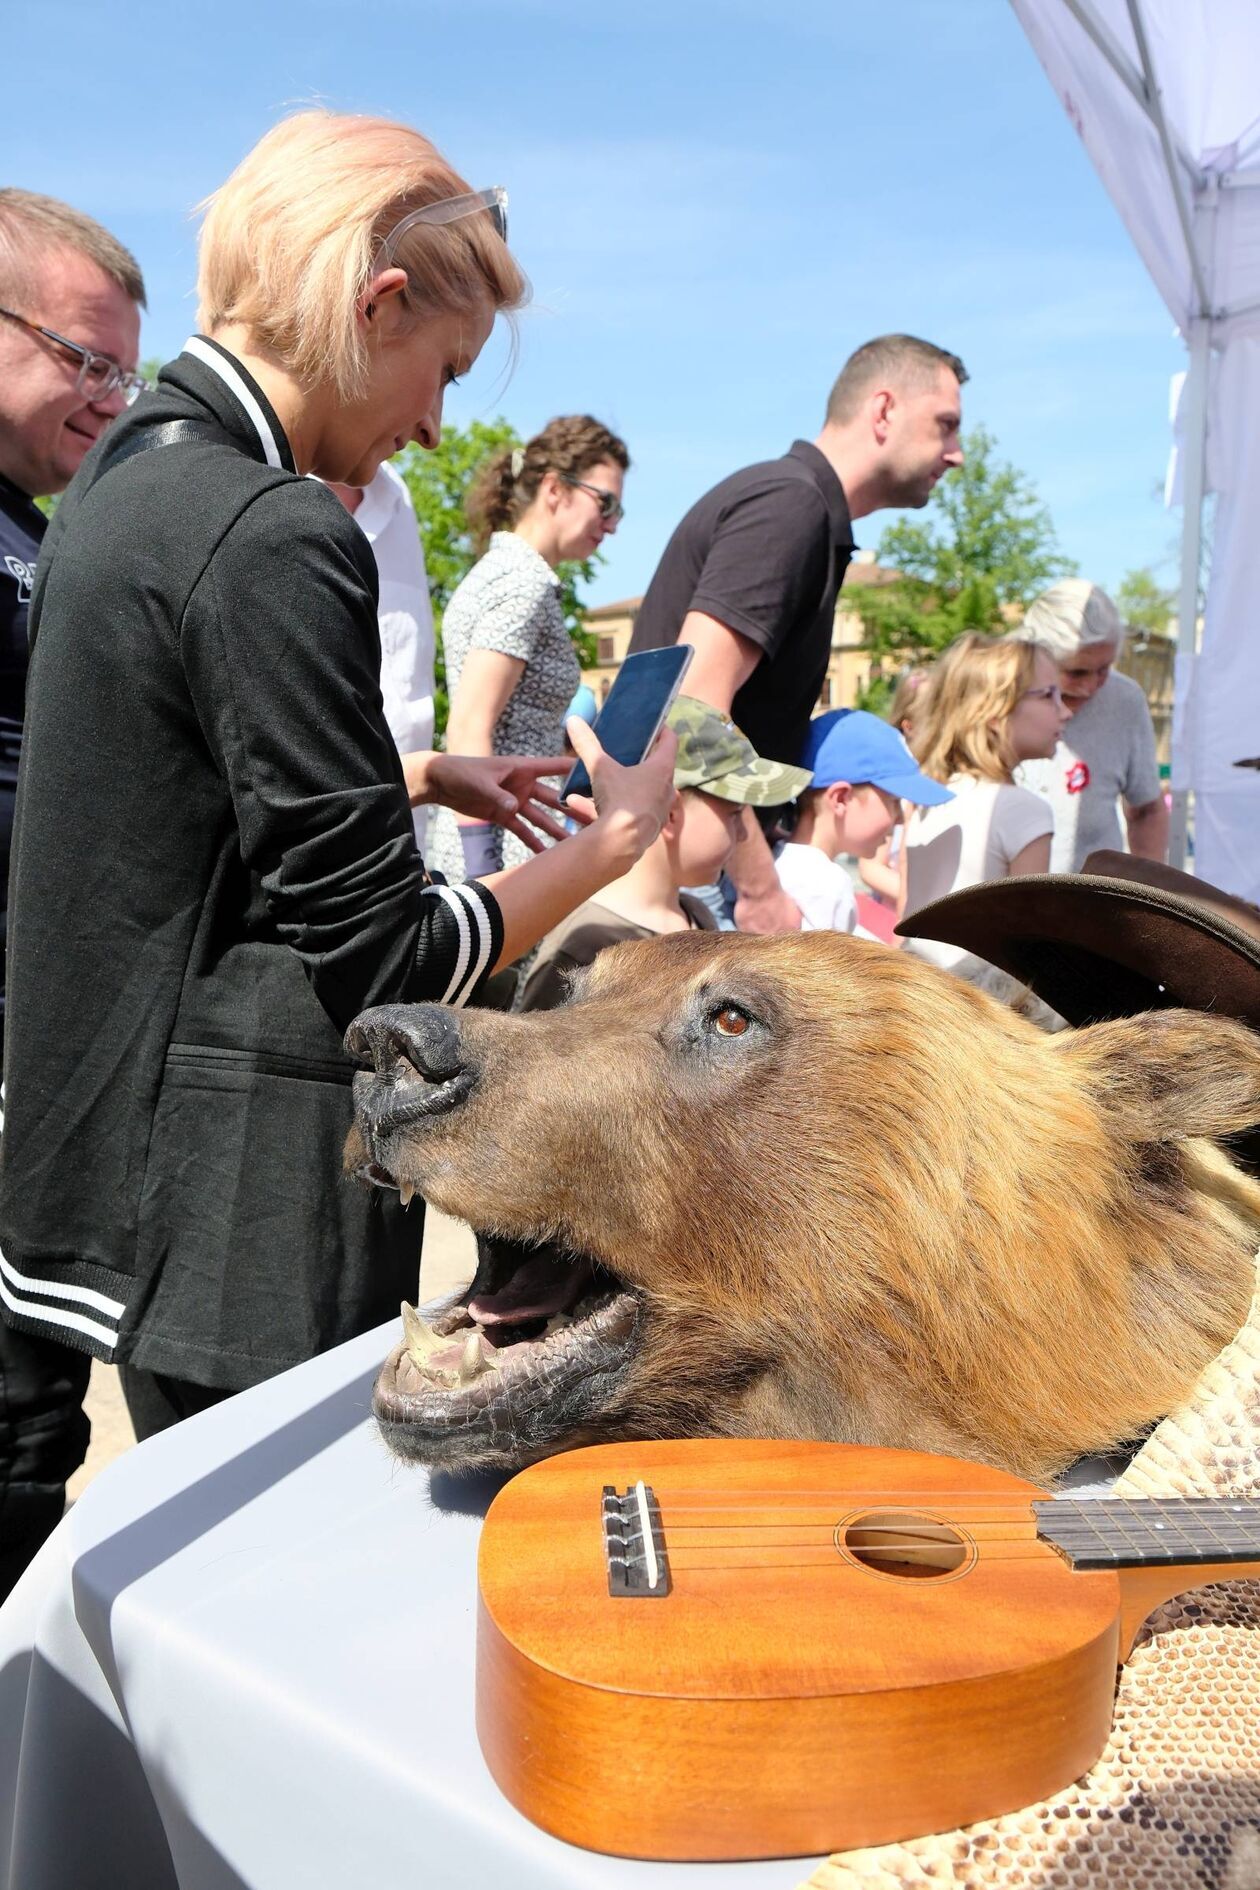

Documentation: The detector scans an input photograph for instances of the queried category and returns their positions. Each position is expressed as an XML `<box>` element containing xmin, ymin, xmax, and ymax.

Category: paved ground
<box><xmin>67</xmin><ymin>1207</ymin><xmax>478</xmax><ymax>1503</ymax></box>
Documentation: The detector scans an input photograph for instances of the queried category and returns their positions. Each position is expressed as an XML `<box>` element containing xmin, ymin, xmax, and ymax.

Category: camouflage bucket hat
<box><xmin>666</xmin><ymin>696</ymin><xmax>813</xmax><ymax>807</ymax></box>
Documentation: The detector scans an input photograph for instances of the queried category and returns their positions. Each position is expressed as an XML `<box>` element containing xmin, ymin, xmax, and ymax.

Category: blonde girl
<box><xmin>898</xmin><ymin>632</ymin><xmax>1068</xmax><ymax>985</ymax></box>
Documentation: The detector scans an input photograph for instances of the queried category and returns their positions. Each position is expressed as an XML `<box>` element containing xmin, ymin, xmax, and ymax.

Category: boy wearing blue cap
<box><xmin>775</xmin><ymin>709</ymin><xmax>953</xmax><ymax>932</ymax></box>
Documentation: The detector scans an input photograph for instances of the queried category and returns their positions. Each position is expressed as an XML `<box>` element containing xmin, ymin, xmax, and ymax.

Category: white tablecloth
<box><xmin>0</xmin><ymin>1321</ymin><xmax>816</xmax><ymax>1890</ymax></box>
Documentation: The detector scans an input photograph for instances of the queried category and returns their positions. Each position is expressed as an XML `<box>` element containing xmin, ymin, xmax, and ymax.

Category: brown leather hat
<box><xmin>895</xmin><ymin>851</ymin><xmax>1260</xmax><ymax>1032</ymax></box>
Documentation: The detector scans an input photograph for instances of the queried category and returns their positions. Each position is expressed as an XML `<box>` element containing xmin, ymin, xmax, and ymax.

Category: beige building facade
<box><xmin>582</xmin><ymin>553</ymin><xmax>1175</xmax><ymax>766</ymax></box>
<box><xmin>582</xmin><ymin>550</ymin><xmax>906</xmax><ymax>717</ymax></box>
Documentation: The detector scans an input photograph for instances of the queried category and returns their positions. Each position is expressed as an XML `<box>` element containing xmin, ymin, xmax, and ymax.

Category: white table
<box><xmin>0</xmin><ymin>1322</ymin><xmax>818</xmax><ymax>1890</ymax></box>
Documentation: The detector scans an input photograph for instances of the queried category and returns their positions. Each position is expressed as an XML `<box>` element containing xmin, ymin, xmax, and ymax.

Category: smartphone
<box><xmin>562</xmin><ymin>645</ymin><xmax>694</xmax><ymax>801</ymax></box>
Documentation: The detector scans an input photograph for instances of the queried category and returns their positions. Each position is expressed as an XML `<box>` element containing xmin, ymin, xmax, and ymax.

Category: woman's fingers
<box><xmin>511</xmin><ymin>801</ymin><xmax>569</xmax><ymax>844</ymax></box>
<box><xmin>518</xmin><ymin>755</ymin><xmax>570</xmax><ymax>779</ymax></box>
<box><xmin>500</xmin><ymin>816</ymin><xmax>547</xmax><ymax>854</ymax></box>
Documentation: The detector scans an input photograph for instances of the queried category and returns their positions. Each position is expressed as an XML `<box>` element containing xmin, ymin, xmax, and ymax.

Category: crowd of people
<box><xmin>0</xmin><ymin>105</ymin><xmax>1166</xmax><ymax>1603</ymax></box>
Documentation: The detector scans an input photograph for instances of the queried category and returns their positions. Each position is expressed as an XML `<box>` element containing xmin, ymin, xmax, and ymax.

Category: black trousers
<box><xmin>118</xmin><ymin>1365</ymin><xmax>232</xmax><ymax>1442</ymax></box>
<box><xmin>0</xmin><ymin>1317</ymin><xmax>91</xmax><ymax>1604</ymax></box>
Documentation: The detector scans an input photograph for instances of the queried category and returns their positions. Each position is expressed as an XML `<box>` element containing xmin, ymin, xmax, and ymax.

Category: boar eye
<box><xmin>711</xmin><ymin>1005</ymin><xmax>751</xmax><ymax>1038</ymax></box>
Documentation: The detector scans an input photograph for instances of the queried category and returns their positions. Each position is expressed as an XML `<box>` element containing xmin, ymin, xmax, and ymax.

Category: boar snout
<box><xmin>346</xmin><ymin>1003</ymin><xmax>476</xmax><ymax>1125</ymax></box>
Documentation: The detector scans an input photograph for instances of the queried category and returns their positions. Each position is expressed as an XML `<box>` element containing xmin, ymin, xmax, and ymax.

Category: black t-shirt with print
<box><xmin>1</xmin><ymin>472</ymin><xmax>45</xmax><ymax>1027</ymax></box>
<box><xmin>0</xmin><ymin>472</ymin><xmax>46</xmax><ymax>781</ymax></box>
<box><xmin>627</xmin><ymin>440</ymin><xmax>855</xmax><ymax>767</ymax></box>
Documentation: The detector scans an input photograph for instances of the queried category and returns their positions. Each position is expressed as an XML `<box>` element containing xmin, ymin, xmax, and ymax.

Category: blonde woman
<box><xmin>0</xmin><ymin>111</ymin><xmax>674</xmax><ymax>1443</ymax></box>
<box><xmin>898</xmin><ymin>632</ymin><xmax>1068</xmax><ymax>989</ymax></box>
<box><xmin>431</xmin><ymin>415</ymin><xmax>629</xmax><ymax>883</ymax></box>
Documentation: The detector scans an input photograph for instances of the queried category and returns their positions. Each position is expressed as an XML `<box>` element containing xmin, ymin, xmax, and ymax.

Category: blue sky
<box><xmin>8</xmin><ymin>0</ymin><xmax>1185</xmax><ymax>608</ymax></box>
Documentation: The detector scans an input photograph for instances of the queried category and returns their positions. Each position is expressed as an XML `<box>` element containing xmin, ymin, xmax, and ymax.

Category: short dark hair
<box><xmin>825</xmin><ymin>334</ymin><xmax>967</xmax><ymax>425</ymax></box>
<box><xmin>0</xmin><ymin>188</ymin><xmax>146</xmax><ymax>310</ymax></box>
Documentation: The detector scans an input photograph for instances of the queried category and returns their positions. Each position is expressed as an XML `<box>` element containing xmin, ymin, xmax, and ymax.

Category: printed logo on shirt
<box><xmin>1065</xmin><ymin>760</ymin><xmax>1090</xmax><ymax>795</ymax></box>
<box><xmin>4</xmin><ymin>553</ymin><xmax>34</xmax><ymax>605</ymax></box>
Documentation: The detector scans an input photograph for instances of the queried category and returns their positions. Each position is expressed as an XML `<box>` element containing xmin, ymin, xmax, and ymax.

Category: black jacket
<box><xmin>0</xmin><ymin>340</ymin><xmax>501</xmax><ymax>1384</ymax></box>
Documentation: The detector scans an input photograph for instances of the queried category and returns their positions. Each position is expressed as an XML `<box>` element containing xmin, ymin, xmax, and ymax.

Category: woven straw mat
<box><xmin>801</xmin><ymin>1256</ymin><xmax>1260</xmax><ymax>1890</ymax></box>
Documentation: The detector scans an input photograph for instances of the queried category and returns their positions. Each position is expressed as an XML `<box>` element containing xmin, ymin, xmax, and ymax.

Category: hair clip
<box><xmin>510</xmin><ymin>447</ymin><xmax>525</xmax><ymax>479</ymax></box>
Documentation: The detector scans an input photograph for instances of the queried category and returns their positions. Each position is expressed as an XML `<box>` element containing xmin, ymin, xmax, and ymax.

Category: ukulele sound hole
<box><xmin>839</xmin><ymin>1510</ymin><xmax>971</xmax><ymax>1580</ymax></box>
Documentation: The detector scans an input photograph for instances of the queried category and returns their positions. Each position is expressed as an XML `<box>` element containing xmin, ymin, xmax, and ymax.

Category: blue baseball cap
<box><xmin>798</xmin><ymin>709</ymin><xmax>954</xmax><ymax>806</ymax></box>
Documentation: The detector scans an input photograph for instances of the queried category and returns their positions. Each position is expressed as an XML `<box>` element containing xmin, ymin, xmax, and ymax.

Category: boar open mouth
<box><xmin>367</xmin><ymin>1180</ymin><xmax>641</xmax><ymax>1468</ymax></box>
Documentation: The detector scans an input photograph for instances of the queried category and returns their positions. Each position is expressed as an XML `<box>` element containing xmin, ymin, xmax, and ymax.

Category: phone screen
<box><xmin>562</xmin><ymin>645</ymin><xmax>694</xmax><ymax>801</ymax></box>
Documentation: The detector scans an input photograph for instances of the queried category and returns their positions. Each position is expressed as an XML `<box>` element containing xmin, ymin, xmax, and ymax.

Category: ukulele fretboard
<box><xmin>1034</xmin><ymin>1495</ymin><xmax>1260</xmax><ymax>1569</ymax></box>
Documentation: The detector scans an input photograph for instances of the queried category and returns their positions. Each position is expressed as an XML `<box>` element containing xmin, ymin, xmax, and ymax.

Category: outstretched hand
<box><xmin>412</xmin><ymin>752</ymin><xmax>592</xmax><ymax>853</ymax></box>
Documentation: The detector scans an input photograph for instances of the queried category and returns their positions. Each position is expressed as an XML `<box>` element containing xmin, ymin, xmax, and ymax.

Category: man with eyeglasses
<box><xmin>0</xmin><ymin>188</ymin><xmax>146</xmax><ymax>1601</ymax></box>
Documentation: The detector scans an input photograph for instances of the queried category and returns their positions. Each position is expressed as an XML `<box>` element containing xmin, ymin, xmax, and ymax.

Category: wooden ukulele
<box><xmin>475</xmin><ymin>1437</ymin><xmax>1260</xmax><ymax>1862</ymax></box>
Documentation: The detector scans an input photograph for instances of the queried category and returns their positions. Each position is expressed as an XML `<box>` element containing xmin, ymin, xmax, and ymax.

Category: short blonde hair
<box><xmin>0</xmin><ymin>188</ymin><xmax>146</xmax><ymax>309</ymax></box>
<box><xmin>196</xmin><ymin>110</ymin><xmax>527</xmax><ymax>400</ymax></box>
<box><xmin>912</xmin><ymin>633</ymin><xmax>1045</xmax><ymax>784</ymax></box>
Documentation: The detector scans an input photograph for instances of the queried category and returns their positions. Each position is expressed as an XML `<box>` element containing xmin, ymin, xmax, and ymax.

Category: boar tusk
<box><xmin>401</xmin><ymin>1300</ymin><xmax>446</xmax><ymax>1365</ymax></box>
<box><xmin>399</xmin><ymin>1180</ymin><xmax>416</xmax><ymax>1208</ymax></box>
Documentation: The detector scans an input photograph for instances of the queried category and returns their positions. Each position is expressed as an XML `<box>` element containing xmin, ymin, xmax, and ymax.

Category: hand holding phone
<box><xmin>563</xmin><ymin>716</ymin><xmax>679</xmax><ymax>861</ymax></box>
<box><xmin>561</xmin><ymin>645</ymin><xmax>694</xmax><ymax>801</ymax></box>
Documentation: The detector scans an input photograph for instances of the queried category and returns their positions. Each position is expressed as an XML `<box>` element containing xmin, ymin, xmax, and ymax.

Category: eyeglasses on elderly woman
<box><xmin>0</xmin><ymin>306</ymin><xmax>151</xmax><ymax>406</ymax></box>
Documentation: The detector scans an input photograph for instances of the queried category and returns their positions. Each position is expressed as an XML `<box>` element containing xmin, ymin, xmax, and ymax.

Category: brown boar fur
<box><xmin>349</xmin><ymin>930</ymin><xmax>1260</xmax><ymax>1482</ymax></box>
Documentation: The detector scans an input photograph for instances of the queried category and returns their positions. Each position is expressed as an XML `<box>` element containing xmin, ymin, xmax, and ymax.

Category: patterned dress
<box><xmin>429</xmin><ymin>531</ymin><xmax>580</xmax><ymax>882</ymax></box>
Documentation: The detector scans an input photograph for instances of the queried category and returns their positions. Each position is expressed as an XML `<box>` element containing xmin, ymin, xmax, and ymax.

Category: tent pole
<box><xmin>1057</xmin><ymin>0</ymin><xmax>1204</xmax><ymax>187</ymax></box>
<box><xmin>1168</xmin><ymin>316</ymin><xmax>1210</xmax><ymax>872</ymax></box>
<box><xmin>1124</xmin><ymin>0</ymin><xmax>1211</xmax><ymax>314</ymax></box>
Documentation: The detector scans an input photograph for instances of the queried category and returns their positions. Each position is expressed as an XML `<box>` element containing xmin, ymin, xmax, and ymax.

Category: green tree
<box><xmin>395</xmin><ymin>418</ymin><xmax>602</xmax><ymax>738</ymax></box>
<box><xmin>1115</xmin><ymin>564</ymin><xmax>1175</xmax><ymax>639</ymax></box>
<box><xmin>852</xmin><ymin>425</ymin><xmax>1076</xmax><ymax>663</ymax></box>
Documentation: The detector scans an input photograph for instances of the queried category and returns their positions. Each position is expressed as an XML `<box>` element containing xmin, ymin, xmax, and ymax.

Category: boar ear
<box><xmin>1055</xmin><ymin>1009</ymin><xmax>1260</xmax><ymax>1142</ymax></box>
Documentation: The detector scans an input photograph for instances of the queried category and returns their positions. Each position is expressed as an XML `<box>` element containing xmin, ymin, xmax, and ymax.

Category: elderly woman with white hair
<box><xmin>0</xmin><ymin>110</ymin><xmax>676</xmax><ymax>1458</ymax></box>
<box><xmin>1011</xmin><ymin>577</ymin><xmax>1168</xmax><ymax>873</ymax></box>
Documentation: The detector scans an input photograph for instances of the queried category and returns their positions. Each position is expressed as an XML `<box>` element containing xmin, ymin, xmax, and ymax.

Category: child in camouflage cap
<box><xmin>515</xmin><ymin>697</ymin><xmax>810</xmax><ymax>1011</ymax></box>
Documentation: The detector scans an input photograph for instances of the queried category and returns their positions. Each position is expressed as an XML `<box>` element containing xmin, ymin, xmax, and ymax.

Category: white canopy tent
<box><xmin>1009</xmin><ymin>0</ymin><xmax>1260</xmax><ymax>900</ymax></box>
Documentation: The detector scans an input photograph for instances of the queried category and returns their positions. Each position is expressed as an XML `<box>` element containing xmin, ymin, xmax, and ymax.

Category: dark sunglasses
<box><xmin>562</xmin><ymin>475</ymin><xmax>624</xmax><ymax>524</ymax></box>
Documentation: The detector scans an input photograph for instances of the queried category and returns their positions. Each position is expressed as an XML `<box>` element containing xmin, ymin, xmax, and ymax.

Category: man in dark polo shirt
<box><xmin>629</xmin><ymin>334</ymin><xmax>966</xmax><ymax>930</ymax></box>
<box><xmin>0</xmin><ymin>188</ymin><xmax>145</xmax><ymax>1601</ymax></box>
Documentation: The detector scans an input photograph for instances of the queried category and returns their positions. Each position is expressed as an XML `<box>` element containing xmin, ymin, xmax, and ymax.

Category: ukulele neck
<box><xmin>1035</xmin><ymin>1495</ymin><xmax>1260</xmax><ymax>1569</ymax></box>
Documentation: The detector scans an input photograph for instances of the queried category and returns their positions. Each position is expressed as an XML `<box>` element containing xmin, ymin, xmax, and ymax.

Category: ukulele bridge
<box><xmin>602</xmin><ymin>1481</ymin><xmax>671</xmax><ymax>1597</ymax></box>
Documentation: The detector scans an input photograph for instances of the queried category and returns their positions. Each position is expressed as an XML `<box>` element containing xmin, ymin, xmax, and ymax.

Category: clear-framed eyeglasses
<box><xmin>0</xmin><ymin>306</ymin><xmax>151</xmax><ymax>406</ymax></box>
<box><xmin>374</xmin><ymin>187</ymin><xmax>509</xmax><ymax>275</ymax></box>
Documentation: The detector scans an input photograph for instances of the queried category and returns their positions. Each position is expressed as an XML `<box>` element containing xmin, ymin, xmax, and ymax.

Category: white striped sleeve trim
<box><xmin>0</xmin><ymin>1247</ymin><xmax>125</xmax><ymax>1318</ymax></box>
<box><xmin>0</xmin><ymin>1263</ymin><xmax>121</xmax><ymax>1351</ymax></box>
<box><xmin>425</xmin><ymin>882</ymin><xmax>496</xmax><ymax>1007</ymax></box>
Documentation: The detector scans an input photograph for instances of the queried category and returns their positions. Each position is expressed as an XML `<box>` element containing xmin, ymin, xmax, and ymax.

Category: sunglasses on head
<box><xmin>374</xmin><ymin>187</ymin><xmax>509</xmax><ymax>274</ymax></box>
<box><xmin>561</xmin><ymin>474</ymin><xmax>624</xmax><ymax>524</ymax></box>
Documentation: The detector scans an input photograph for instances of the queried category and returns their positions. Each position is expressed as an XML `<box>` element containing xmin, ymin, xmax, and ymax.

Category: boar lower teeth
<box><xmin>457</xmin><ymin>1330</ymin><xmax>487</xmax><ymax>1382</ymax></box>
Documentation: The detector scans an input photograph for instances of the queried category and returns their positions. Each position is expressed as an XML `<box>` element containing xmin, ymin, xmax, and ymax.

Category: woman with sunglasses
<box><xmin>0</xmin><ymin>112</ymin><xmax>675</xmax><ymax>1449</ymax></box>
<box><xmin>430</xmin><ymin>415</ymin><xmax>628</xmax><ymax>886</ymax></box>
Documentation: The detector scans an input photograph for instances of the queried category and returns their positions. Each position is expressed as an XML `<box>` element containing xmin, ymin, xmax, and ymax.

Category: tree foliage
<box><xmin>396</xmin><ymin>418</ymin><xmax>602</xmax><ymax>738</ymax></box>
<box><xmin>852</xmin><ymin>425</ymin><xmax>1076</xmax><ymax>663</ymax></box>
<box><xmin>1115</xmin><ymin>564</ymin><xmax>1175</xmax><ymax>640</ymax></box>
